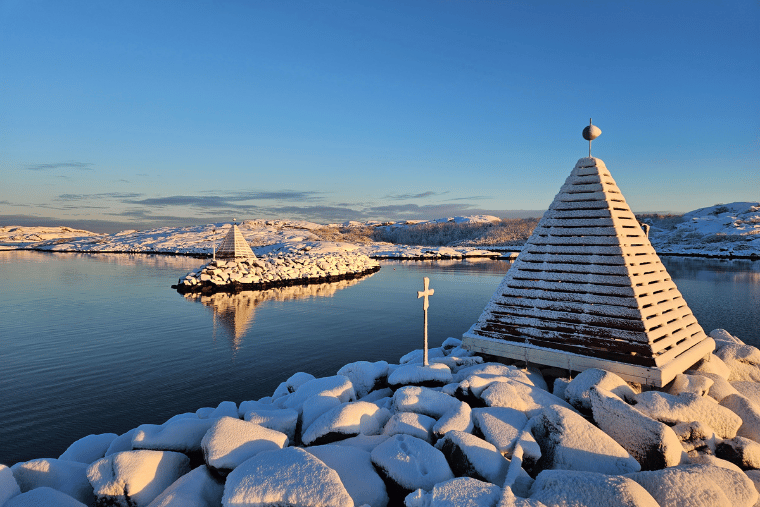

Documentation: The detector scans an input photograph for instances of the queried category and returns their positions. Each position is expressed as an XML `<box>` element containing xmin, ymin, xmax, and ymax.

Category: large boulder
<box><xmin>665</xmin><ymin>374</ymin><xmax>713</xmax><ymax>397</ymax></box>
<box><xmin>714</xmin><ymin>341</ymin><xmax>760</xmax><ymax>382</ymax></box>
<box><xmin>633</xmin><ymin>391</ymin><xmax>742</xmax><ymax>439</ymax></box>
<box><xmin>131</xmin><ymin>417</ymin><xmax>215</xmax><ymax>454</ymax></box>
<box><xmin>732</xmin><ymin>381</ymin><xmax>760</xmax><ymax>406</ymax></box>
<box><xmin>719</xmin><ymin>393</ymin><xmax>760</xmax><ymax>443</ymax></box>
<box><xmin>201</xmin><ymin>416</ymin><xmax>288</xmax><ymax>474</ymax></box>
<box><xmin>472</xmin><ymin>407</ymin><xmax>528</xmax><ymax>456</ymax></box>
<box><xmin>274</xmin><ymin>375</ymin><xmax>356</xmax><ymax>414</ymax></box>
<box><xmin>0</xmin><ymin>464</ymin><xmax>21</xmax><ymax>506</ymax></box>
<box><xmin>146</xmin><ymin>465</ymin><xmax>224</xmax><ymax>507</ymax></box>
<box><xmin>481</xmin><ymin>379</ymin><xmax>575</xmax><ymax>418</ymax></box>
<box><xmin>301</xmin><ymin>401</ymin><xmax>391</xmax><ymax>446</ymax></box>
<box><xmin>589</xmin><ymin>387</ymin><xmax>683</xmax><ymax>470</ymax></box>
<box><xmin>564</xmin><ymin>368</ymin><xmax>636</xmax><ymax>412</ymax></box>
<box><xmin>11</xmin><ymin>458</ymin><xmax>94</xmax><ymax>506</ymax></box>
<box><xmin>715</xmin><ymin>436</ymin><xmax>760</xmax><ymax>470</ymax></box>
<box><xmin>528</xmin><ymin>470</ymin><xmax>659</xmax><ymax>507</ymax></box>
<box><xmin>244</xmin><ymin>408</ymin><xmax>298</xmax><ymax>442</ymax></box>
<box><xmin>59</xmin><ymin>433</ymin><xmax>119</xmax><ymax>464</ymax></box>
<box><xmin>382</xmin><ymin>412</ymin><xmax>437</xmax><ymax>442</ymax></box>
<box><xmin>435</xmin><ymin>430</ymin><xmax>509</xmax><ymax>485</ymax></box>
<box><xmin>387</xmin><ymin>363</ymin><xmax>453</xmax><ymax>388</ymax></box>
<box><xmin>392</xmin><ymin>386</ymin><xmax>473</xmax><ymax>438</ymax></box>
<box><xmin>222</xmin><ymin>447</ymin><xmax>353</xmax><ymax>507</ymax></box>
<box><xmin>337</xmin><ymin>360</ymin><xmax>389</xmax><ymax>398</ymax></box>
<box><xmin>4</xmin><ymin>487</ymin><xmax>89</xmax><ymax>507</ymax></box>
<box><xmin>530</xmin><ymin>405</ymin><xmax>640</xmax><ymax>475</ymax></box>
<box><xmin>405</xmin><ymin>477</ymin><xmax>501</xmax><ymax>507</ymax></box>
<box><xmin>87</xmin><ymin>450</ymin><xmax>190</xmax><ymax>507</ymax></box>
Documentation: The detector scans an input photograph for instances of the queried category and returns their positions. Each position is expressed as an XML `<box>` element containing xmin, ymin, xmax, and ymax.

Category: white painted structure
<box><xmin>462</xmin><ymin>157</ymin><xmax>715</xmax><ymax>386</ymax></box>
<box><xmin>216</xmin><ymin>224</ymin><xmax>256</xmax><ymax>259</ymax></box>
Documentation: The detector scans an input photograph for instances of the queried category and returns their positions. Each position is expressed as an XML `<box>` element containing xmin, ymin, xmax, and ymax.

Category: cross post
<box><xmin>417</xmin><ymin>277</ymin><xmax>435</xmax><ymax>366</ymax></box>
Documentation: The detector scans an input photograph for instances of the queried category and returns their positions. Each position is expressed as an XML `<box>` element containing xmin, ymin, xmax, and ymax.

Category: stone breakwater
<box><xmin>173</xmin><ymin>250</ymin><xmax>380</xmax><ymax>293</ymax></box>
<box><xmin>2</xmin><ymin>330</ymin><xmax>760</xmax><ymax>507</ymax></box>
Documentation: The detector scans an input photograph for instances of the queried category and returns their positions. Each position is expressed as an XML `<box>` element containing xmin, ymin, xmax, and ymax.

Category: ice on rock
<box><xmin>382</xmin><ymin>412</ymin><xmax>437</xmax><ymax>442</ymax></box>
<box><xmin>4</xmin><ymin>487</ymin><xmax>89</xmax><ymax>507</ymax></box>
<box><xmin>626</xmin><ymin>464</ymin><xmax>759</xmax><ymax>507</ymax></box>
<box><xmin>564</xmin><ymin>368</ymin><xmax>636</xmax><ymax>412</ymax></box>
<box><xmin>732</xmin><ymin>381</ymin><xmax>760</xmax><ymax>406</ymax></box>
<box><xmin>275</xmin><ymin>375</ymin><xmax>356</xmax><ymax>414</ymax></box>
<box><xmin>87</xmin><ymin>450</ymin><xmax>190</xmax><ymax>507</ymax></box>
<box><xmin>715</xmin><ymin>436</ymin><xmax>760</xmax><ymax>470</ymax></box>
<box><xmin>387</xmin><ymin>364</ymin><xmax>453</xmax><ymax>388</ymax></box>
<box><xmin>201</xmin><ymin>416</ymin><xmax>288</xmax><ymax>474</ymax></box>
<box><xmin>370</xmin><ymin>434</ymin><xmax>454</xmax><ymax>499</ymax></box>
<box><xmin>106</xmin><ymin>429</ymin><xmax>137</xmax><ymax>456</ymax></box>
<box><xmin>333</xmin><ymin>434</ymin><xmax>391</xmax><ymax>453</ymax></box>
<box><xmin>633</xmin><ymin>390</ymin><xmax>742</xmax><ymax>439</ymax></box>
<box><xmin>222</xmin><ymin>447</ymin><xmax>353</xmax><ymax>507</ymax></box>
<box><xmin>301</xmin><ymin>400</ymin><xmax>391</xmax><ymax>446</ymax></box>
<box><xmin>305</xmin><ymin>444</ymin><xmax>389</xmax><ymax>507</ymax></box>
<box><xmin>11</xmin><ymin>458</ymin><xmax>94</xmax><ymax>506</ymax></box>
<box><xmin>301</xmin><ymin>394</ymin><xmax>344</xmax><ymax>437</ymax></box>
<box><xmin>59</xmin><ymin>433</ymin><xmax>118</xmax><ymax>464</ymax></box>
<box><xmin>337</xmin><ymin>360</ymin><xmax>389</xmax><ymax>398</ymax></box>
<box><xmin>530</xmin><ymin>405</ymin><xmax>640</xmax><ymax>475</ymax></box>
<box><xmin>528</xmin><ymin>470</ymin><xmax>659</xmax><ymax>507</ymax></box>
<box><xmin>481</xmin><ymin>379</ymin><xmax>576</xmax><ymax>418</ymax></box>
<box><xmin>472</xmin><ymin>407</ymin><xmax>528</xmax><ymax>456</ymax></box>
<box><xmin>146</xmin><ymin>465</ymin><xmax>224</xmax><ymax>507</ymax></box>
<box><xmin>686</xmin><ymin>371</ymin><xmax>739</xmax><ymax>401</ymax></box>
<box><xmin>244</xmin><ymin>408</ymin><xmax>299</xmax><ymax>442</ymax></box>
<box><xmin>0</xmin><ymin>464</ymin><xmax>21</xmax><ymax>506</ymax></box>
<box><xmin>404</xmin><ymin>477</ymin><xmax>501</xmax><ymax>507</ymax></box>
<box><xmin>719</xmin><ymin>393</ymin><xmax>760</xmax><ymax>443</ymax></box>
<box><xmin>131</xmin><ymin>417</ymin><xmax>215</xmax><ymax>454</ymax></box>
<box><xmin>435</xmin><ymin>431</ymin><xmax>509</xmax><ymax>486</ymax></box>
<box><xmin>272</xmin><ymin>372</ymin><xmax>317</xmax><ymax>400</ymax></box>
<box><xmin>665</xmin><ymin>373</ymin><xmax>713</xmax><ymax>397</ymax></box>
<box><xmin>589</xmin><ymin>387</ymin><xmax>683</xmax><ymax>470</ymax></box>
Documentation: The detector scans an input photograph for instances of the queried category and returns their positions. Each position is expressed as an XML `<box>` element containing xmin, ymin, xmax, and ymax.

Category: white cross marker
<box><xmin>417</xmin><ymin>277</ymin><xmax>435</xmax><ymax>366</ymax></box>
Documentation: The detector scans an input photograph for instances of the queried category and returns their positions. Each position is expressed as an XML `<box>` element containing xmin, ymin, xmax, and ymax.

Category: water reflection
<box><xmin>661</xmin><ymin>257</ymin><xmax>760</xmax><ymax>284</ymax></box>
<box><xmin>0</xmin><ymin>250</ymin><xmax>201</xmax><ymax>270</ymax></box>
<box><xmin>182</xmin><ymin>274</ymin><xmax>375</xmax><ymax>350</ymax></box>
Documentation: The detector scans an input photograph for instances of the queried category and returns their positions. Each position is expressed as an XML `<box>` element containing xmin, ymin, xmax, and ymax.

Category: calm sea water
<box><xmin>1</xmin><ymin>251</ymin><xmax>758</xmax><ymax>466</ymax></box>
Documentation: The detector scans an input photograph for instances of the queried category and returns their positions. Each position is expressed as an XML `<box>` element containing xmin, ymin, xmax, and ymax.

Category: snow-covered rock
<box><xmin>337</xmin><ymin>360</ymin><xmax>389</xmax><ymax>398</ymax></box>
<box><xmin>686</xmin><ymin>371</ymin><xmax>739</xmax><ymax>401</ymax></box>
<box><xmin>435</xmin><ymin>431</ymin><xmax>509</xmax><ymax>485</ymax></box>
<box><xmin>719</xmin><ymin>393</ymin><xmax>760</xmax><ymax>443</ymax></box>
<box><xmin>304</xmin><ymin>444</ymin><xmax>389</xmax><ymax>507</ymax></box>
<box><xmin>201</xmin><ymin>416</ymin><xmax>288</xmax><ymax>474</ymax></box>
<box><xmin>10</xmin><ymin>458</ymin><xmax>94</xmax><ymax>506</ymax></box>
<box><xmin>626</xmin><ymin>464</ymin><xmax>759</xmax><ymax>507</ymax></box>
<box><xmin>243</xmin><ymin>408</ymin><xmax>299</xmax><ymax>443</ymax></box>
<box><xmin>589</xmin><ymin>387</ymin><xmax>683</xmax><ymax>470</ymax></box>
<box><xmin>370</xmin><ymin>434</ymin><xmax>454</xmax><ymax>499</ymax></box>
<box><xmin>59</xmin><ymin>433</ymin><xmax>119</xmax><ymax>464</ymax></box>
<box><xmin>222</xmin><ymin>447</ymin><xmax>353</xmax><ymax>507</ymax></box>
<box><xmin>714</xmin><ymin>340</ymin><xmax>760</xmax><ymax>382</ymax></box>
<box><xmin>665</xmin><ymin>373</ymin><xmax>714</xmax><ymax>397</ymax></box>
<box><xmin>671</xmin><ymin>421</ymin><xmax>716</xmax><ymax>453</ymax></box>
<box><xmin>564</xmin><ymin>368</ymin><xmax>636</xmax><ymax>412</ymax></box>
<box><xmin>87</xmin><ymin>450</ymin><xmax>190</xmax><ymax>507</ymax></box>
<box><xmin>3</xmin><ymin>487</ymin><xmax>89</xmax><ymax>507</ymax></box>
<box><xmin>471</xmin><ymin>407</ymin><xmax>528</xmax><ymax>457</ymax></box>
<box><xmin>131</xmin><ymin>417</ymin><xmax>215</xmax><ymax>454</ymax></box>
<box><xmin>481</xmin><ymin>379</ymin><xmax>575</xmax><ymax>418</ymax></box>
<box><xmin>146</xmin><ymin>465</ymin><xmax>224</xmax><ymax>507</ymax></box>
<box><xmin>732</xmin><ymin>381</ymin><xmax>760</xmax><ymax>406</ymax></box>
<box><xmin>387</xmin><ymin>363</ymin><xmax>453</xmax><ymax>388</ymax></box>
<box><xmin>382</xmin><ymin>412</ymin><xmax>437</xmax><ymax>442</ymax></box>
<box><xmin>271</xmin><ymin>372</ymin><xmax>317</xmax><ymax>400</ymax></box>
<box><xmin>715</xmin><ymin>436</ymin><xmax>760</xmax><ymax>470</ymax></box>
<box><xmin>105</xmin><ymin>429</ymin><xmax>137</xmax><ymax>456</ymax></box>
<box><xmin>301</xmin><ymin>400</ymin><xmax>391</xmax><ymax>446</ymax></box>
<box><xmin>332</xmin><ymin>434</ymin><xmax>391</xmax><ymax>453</ymax></box>
<box><xmin>530</xmin><ymin>405</ymin><xmax>640</xmax><ymax>475</ymax></box>
<box><xmin>404</xmin><ymin>477</ymin><xmax>501</xmax><ymax>507</ymax></box>
<box><xmin>196</xmin><ymin>401</ymin><xmax>238</xmax><ymax>420</ymax></box>
<box><xmin>528</xmin><ymin>469</ymin><xmax>659</xmax><ymax>507</ymax></box>
<box><xmin>275</xmin><ymin>375</ymin><xmax>356</xmax><ymax>414</ymax></box>
<box><xmin>0</xmin><ymin>464</ymin><xmax>21</xmax><ymax>506</ymax></box>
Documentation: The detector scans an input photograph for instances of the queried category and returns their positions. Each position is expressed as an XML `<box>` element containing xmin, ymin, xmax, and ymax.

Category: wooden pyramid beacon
<box><xmin>216</xmin><ymin>222</ymin><xmax>256</xmax><ymax>259</ymax></box>
<box><xmin>462</xmin><ymin>121</ymin><xmax>715</xmax><ymax>386</ymax></box>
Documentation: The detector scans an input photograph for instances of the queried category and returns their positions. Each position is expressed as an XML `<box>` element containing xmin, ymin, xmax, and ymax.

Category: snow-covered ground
<box><xmin>644</xmin><ymin>202</ymin><xmax>760</xmax><ymax>258</ymax></box>
<box><xmin>3</xmin><ymin>329</ymin><xmax>760</xmax><ymax>507</ymax></box>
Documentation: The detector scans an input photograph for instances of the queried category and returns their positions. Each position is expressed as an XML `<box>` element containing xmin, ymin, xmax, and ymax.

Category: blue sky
<box><xmin>1</xmin><ymin>0</ymin><xmax>758</xmax><ymax>232</ymax></box>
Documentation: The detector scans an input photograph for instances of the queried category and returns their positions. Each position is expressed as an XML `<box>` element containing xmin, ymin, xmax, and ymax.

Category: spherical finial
<box><xmin>582</xmin><ymin>118</ymin><xmax>601</xmax><ymax>141</ymax></box>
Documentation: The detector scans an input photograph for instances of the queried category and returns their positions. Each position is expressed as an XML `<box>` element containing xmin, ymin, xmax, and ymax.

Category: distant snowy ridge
<box><xmin>643</xmin><ymin>202</ymin><xmax>760</xmax><ymax>258</ymax></box>
<box><xmin>3</xmin><ymin>329</ymin><xmax>760</xmax><ymax>506</ymax></box>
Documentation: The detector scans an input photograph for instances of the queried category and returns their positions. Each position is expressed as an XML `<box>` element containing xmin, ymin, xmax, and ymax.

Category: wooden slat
<box><xmin>511</xmin><ymin>270</ymin><xmax>636</xmax><ymax>287</ymax></box>
<box><xmin>491</xmin><ymin>296</ymin><xmax>643</xmax><ymax>320</ymax></box>
<box><xmin>495</xmin><ymin>286</ymin><xmax>640</xmax><ymax>308</ymax></box>
<box><xmin>543</xmin><ymin>208</ymin><xmax>613</xmax><ymax>219</ymax></box>
<box><xmin>517</xmin><ymin>262</ymin><xmax>631</xmax><ymax>276</ymax></box>
<box><xmin>505</xmin><ymin>278</ymin><xmax>637</xmax><ymax>297</ymax></box>
<box><xmin>532</xmin><ymin>235</ymin><xmax>624</xmax><ymax>246</ymax></box>
<box><xmin>519</xmin><ymin>252</ymin><xmax>628</xmax><ymax>266</ymax></box>
<box><xmin>653</xmin><ymin>331</ymin><xmax>708</xmax><ymax>366</ymax></box>
<box><xmin>487</xmin><ymin>306</ymin><xmax>647</xmax><ymax>333</ymax></box>
<box><xmin>481</xmin><ymin>313</ymin><xmax>649</xmax><ymax>343</ymax></box>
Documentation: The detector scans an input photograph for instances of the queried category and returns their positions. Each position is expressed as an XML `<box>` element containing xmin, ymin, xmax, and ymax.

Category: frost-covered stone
<box><xmin>590</xmin><ymin>387</ymin><xmax>683</xmax><ymax>470</ymax></box>
<box><xmin>626</xmin><ymin>464</ymin><xmax>759</xmax><ymax>507</ymax></box>
<box><xmin>435</xmin><ymin>431</ymin><xmax>509</xmax><ymax>485</ymax></box>
<box><xmin>564</xmin><ymin>368</ymin><xmax>636</xmax><ymax>412</ymax></box>
<box><xmin>715</xmin><ymin>436</ymin><xmax>760</xmax><ymax>470</ymax></box>
<box><xmin>405</xmin><ymin>477</ymin><xmax>501</xmax><ymax>507</ymax></box>
<box><xmin>481</xmin><ymin>379</ymin><xmax>575</xmax><ymax>418</ymax></box>
<box><xmin>472</xmin><ymin>407</ymin><xmax>528</xmax><ymax>456</ymax></box>
<box><xmin>222</xmin><ymin>447</ymin><xmax>353</xmax><ymax>507</ymax></box>
<box><xmin>633</xmin><ymin>391</ymin><xmax>742</xmax><ymax>439</ymax></box>
<box><xmin>305</xmin><ymin>444</ymin><xmax>389</xmax><ymax>507</ymax></box>
<box><xmin>87</xmin><ymin>450</ymin><xmax>190</xmax><ymax>507</ymax></box>
<box><xmin>244</xmin><ymin>408</ymin><xmax>298</xmax><ymax>442</ymax></box>
<box><xmin>719</xmin><ymin>393</ymin><xmax>760</xmax><ymax>443</ymax></box>
<box><xmin>337</xmin><ymin>360</ymin><xmax>389</xmax><ymax>398</ymax></box>
<box><xmin>201</xmin><ymin>416</ymin><xmax>288</xmax><ymax>474</ymax></box>
<box><xmin>146</xmin><ymin>465</ymin><xmax>224</xmax><ymax>507</ymax></box>
<box><xmin>302</xmin><ymin>400</ymin><xmax>391</xmax><ymax>446</ymax></box>
<box><xmin>0</xmin><ymin>464</ymin><xmax>21</xmax><ymax>506</ymax></box>
<box><xmin>382</xmin><ymin>412</ymin><xmax>437</xmax><ymax>442</ymax></box>
<box><xmin>132</xmin><ymin>417</ymin><xmax>215</xmax><ymax>454</ymax></box>
<box><xmin>11</xmin><ymin>458</ymin><xmax>94</xmax><ymax>506</ymax></box>
<box><xmin>4</xmin><ymin>487</ymin><xmax>89</xmax><ymax>507</ymax></box>
<box><xmin>387</xmin><ymin>363</ymin><xmax>453</xmax><ymax>388</ymax></box>
<box><xmin>529</xmin><ymin>470</ymin><xmax>658</xmax><ymax>507</ymax></box>
<box><xmin>59</xmin><ymin>433</ymin><xmax>118</xmax><ymax>464</ymax></box>
<box><xmin>370</xmin><ymin>434</ymin><xmax>454</xmax><ymax>499</ymax></box>
<box><xmin>531</xmin><ymin>405</ymin><xmax>640</xmax><ymax>475</ymax></box>
<box><xmin>665</xmin><ymin>373</ymin><xmax>713</xmax><ymax>397</ymax></box>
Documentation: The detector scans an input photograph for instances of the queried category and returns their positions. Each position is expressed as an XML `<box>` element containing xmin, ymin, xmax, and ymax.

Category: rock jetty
<box><xmin>173</xmin><ymin>250</ymin><xmax>380</xmax><ymax>293</ymax></box>
<box><xmin>3</xmin><ymin>329</ymin><xmax>760</xmax><ymax>507</ymax></box>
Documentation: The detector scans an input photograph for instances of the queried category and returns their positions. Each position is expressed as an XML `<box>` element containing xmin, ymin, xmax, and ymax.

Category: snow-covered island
<box><xmin>2</xmin><ymin>330</ymin><xmax>760</xmax><ymax>507</ymax></box>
